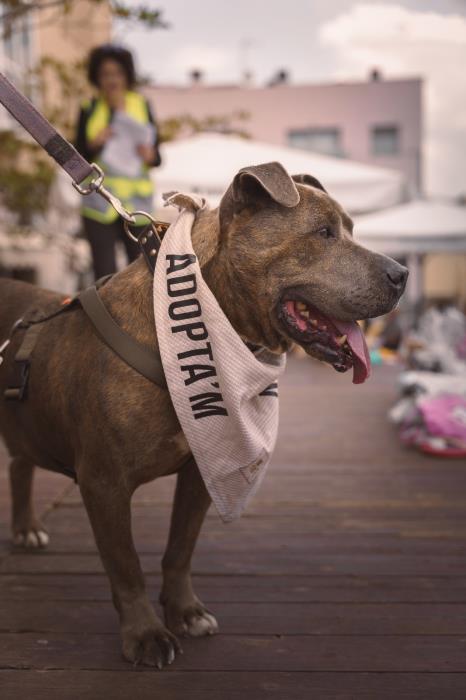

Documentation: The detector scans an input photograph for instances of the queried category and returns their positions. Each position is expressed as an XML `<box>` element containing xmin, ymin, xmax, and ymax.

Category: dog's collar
<box><xmin>136</xmin><ymin>221</ymin><xmax>169</xmax><ymax>273</ymax></box>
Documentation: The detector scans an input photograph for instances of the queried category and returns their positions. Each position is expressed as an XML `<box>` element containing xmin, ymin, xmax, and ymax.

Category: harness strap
<box><xmin>78</xmin><ymin>286</ymin><xmax>167</xmax><ymax>389</ymax></box>
<box><xmin>4</xmin><ymin>324</ymin><xmax>44</xmax><ymax>400</ymax></box>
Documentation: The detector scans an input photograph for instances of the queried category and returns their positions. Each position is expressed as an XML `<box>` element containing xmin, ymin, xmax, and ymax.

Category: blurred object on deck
<box><xmin>390</xmin><ymin>372</ymin><xmax>466</xmax><ymax>458</ymax></box>
<box><xmin>390</xmin><ymin>303</ymin><xmax>466</xmax><ymax>457</ymax></box>
<box><xmin>405</xmin><ymin>304</ymin><xmax>466</xmax><ymax>375</ymax></box>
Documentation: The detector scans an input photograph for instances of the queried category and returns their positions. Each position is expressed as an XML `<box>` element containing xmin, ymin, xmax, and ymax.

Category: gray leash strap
<box><xmin>0</xmin><ymin>72</ymin><xmax>93</xmax><ymax>184</ymax></box>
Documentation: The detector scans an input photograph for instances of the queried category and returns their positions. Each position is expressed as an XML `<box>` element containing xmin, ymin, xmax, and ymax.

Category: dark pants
<box><xmin>83</xmin><ymin>217</ymin><xmax>144</xmax><ymax>280</ymax></box>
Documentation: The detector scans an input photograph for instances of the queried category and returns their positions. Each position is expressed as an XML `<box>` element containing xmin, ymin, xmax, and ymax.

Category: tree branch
<box><xmin>1</xmin><ymin>0</ymin><xmax>68</xmax><ymax>24</ymax></box>
<box><xmin>1</xmin><ymin>1</ymin><xmax>168</xmax><ymax>31</ymax></box>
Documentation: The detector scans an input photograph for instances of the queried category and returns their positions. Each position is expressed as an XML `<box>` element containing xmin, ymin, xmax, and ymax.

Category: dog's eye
<box><xmin>316</xmin><ymin>227</ymin><xmax>333</xmax><ymax>239</ymax></box>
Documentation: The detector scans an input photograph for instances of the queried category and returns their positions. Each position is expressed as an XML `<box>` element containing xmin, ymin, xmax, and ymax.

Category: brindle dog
<box><xmin>0</xmin><ymin>163</ymin><xmax>407</xmax><ymax>667</ymax></box>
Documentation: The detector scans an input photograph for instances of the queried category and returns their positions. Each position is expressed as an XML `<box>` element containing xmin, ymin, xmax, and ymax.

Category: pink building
<box><xmin>145</xmin><ymin>73</ymin><xmax>422</xmax><ymax>196</ymax></box>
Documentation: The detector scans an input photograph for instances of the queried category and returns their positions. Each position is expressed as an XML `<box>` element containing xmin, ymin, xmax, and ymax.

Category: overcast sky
<box><xmin>115</xmin><ymin>1</ymin><xmax>466</xmax><ymax>197</ymax></box>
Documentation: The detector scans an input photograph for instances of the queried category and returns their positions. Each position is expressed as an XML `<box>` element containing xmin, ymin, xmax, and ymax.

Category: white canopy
<box><xmin>154</xmin><ymin>133</ymin><xmax>406</xmax><ymax>215</ymax></box>
<box><xmin>355</xmin><ymin>200</ymin><xmax>466</xmax><ymax>255</ymax></box>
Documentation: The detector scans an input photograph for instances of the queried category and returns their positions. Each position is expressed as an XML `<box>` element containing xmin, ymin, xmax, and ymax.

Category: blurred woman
<box><xmin>75</xmin><ymin>44</ymin><xmax>161</xmax><ymax>279</ymax></box>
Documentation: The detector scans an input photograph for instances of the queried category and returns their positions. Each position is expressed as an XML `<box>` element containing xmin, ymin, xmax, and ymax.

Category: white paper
<box><xmin>100</xmin><ymin>110</ymin><xmax>155</xmax><ymax>178</ymax></box>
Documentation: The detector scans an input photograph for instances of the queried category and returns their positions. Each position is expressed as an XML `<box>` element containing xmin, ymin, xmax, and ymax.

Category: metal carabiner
<box><xmin>72</xmin><ymin>163</ymin><xmax>137</xmax><ymax>225</ymax></box>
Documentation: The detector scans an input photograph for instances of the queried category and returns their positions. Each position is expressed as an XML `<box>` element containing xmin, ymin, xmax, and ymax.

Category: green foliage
<box><xmin>33</xmin><ymin>56</ymin><xmax>89</xmax><ymax>138</ymax></box>
<box><xmin>0</xmin><ymin>131</ymin><xmax>55</xmax><ymax>225</ymax></box>
<box><xmin>111</xmin><ymin>2</ymin><xmax>168</xmax><ymax>27</ymax></box>
<box><xmin>159</xmin><ymin>111</ymin><xmax>251</xmax><ymax>143</ymax></box>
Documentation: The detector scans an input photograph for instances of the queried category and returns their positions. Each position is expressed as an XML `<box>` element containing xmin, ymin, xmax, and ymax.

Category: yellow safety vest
<box><xmin>81</xmin><ymin>91</ymin><xmax>154</xmax><ymax>224</ymax></box>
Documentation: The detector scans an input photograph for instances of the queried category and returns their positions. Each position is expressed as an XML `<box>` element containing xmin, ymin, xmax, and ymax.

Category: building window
<box><xmin>372</xmin><ymin>125</ymin><xmax>400</xmax><ymax>155</ymax></box>
<box><xmin>288</xmin><ymin>128</ymin><xmax>342</xmax><ymax>157</ymax></box>
<box><xmin>1</xmin><ymin>12</ymin><xmax>33</xmax><ymax>82</ymax></box>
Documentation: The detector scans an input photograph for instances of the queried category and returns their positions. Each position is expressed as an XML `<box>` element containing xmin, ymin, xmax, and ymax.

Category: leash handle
<box><xmin>0</xmin><ymin>72</ymin><xmax>93</xmax><ymax>184</ymax></box>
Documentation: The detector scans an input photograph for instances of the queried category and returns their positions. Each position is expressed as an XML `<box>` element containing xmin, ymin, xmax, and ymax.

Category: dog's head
<box><xmin>211</xmin><ymin>161</ymin><xmax>408</xmax><ymax>384</ymax></box>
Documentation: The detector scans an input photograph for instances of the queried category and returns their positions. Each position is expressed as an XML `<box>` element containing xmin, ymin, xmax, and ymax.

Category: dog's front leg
<box><xmin>79</xmin><ymin>473</ymin><xmax>180</xmax><ymax>667</ymax></box>
<box><xmin>160</xmin><ymin>457</ymin><xmax>218</xmax><ymax>637</ymax></box>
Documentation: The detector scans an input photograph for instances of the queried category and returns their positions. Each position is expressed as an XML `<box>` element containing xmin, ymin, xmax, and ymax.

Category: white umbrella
<box><xmin>355</xmin><ymin>200</ymin><xmax>466</xmax><ymax>303</ymax></box>
<box><xmin>355</xmin><ymin>199</ymin><xmax>466</xmax><ymax>255</ymax></box>
<box><xmin>153</xmin><ymin>132</ymin><xmax>406</xmax><ymax>215</ymax></box>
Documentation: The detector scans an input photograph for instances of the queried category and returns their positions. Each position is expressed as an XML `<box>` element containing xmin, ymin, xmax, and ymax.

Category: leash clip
<box><xmin>72</xmin><ymin>163</ymin><xmax>170</xmax><ymax>239</ymax></box>
<box><xmin>72</xmin><ymin>163</ymin><xmax>136</xmax><ymax>225</ymax></box>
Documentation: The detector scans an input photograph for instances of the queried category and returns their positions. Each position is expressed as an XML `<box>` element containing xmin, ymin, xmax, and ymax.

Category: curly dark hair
<box><xmin>87</xmin><ymin>44</ymin><xmax>137</xmax><ymax>88</ymax></box>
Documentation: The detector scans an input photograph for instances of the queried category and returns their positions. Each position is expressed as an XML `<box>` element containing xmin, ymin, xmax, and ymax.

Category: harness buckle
<box><xmin>4</xmin><ymin>358</ymin><xmax>30</xmax><ymax>401</ymax></box>
<box><xmin>3</xmin><ymin>321</ymin><xmax>43</xmax><ymax>402</ymax></box>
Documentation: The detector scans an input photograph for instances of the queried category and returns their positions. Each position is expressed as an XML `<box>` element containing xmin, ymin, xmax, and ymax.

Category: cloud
<box><xmin>319</xmin><ymin>3</ymin><xmax>466</xmax><ymax>196</ymax></box>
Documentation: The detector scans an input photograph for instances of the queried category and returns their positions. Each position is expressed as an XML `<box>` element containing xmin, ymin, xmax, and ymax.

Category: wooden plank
<box><xmin>41</xmin><ymin>503</ymin><xmax>466</xmax><ymax>541</ymax></box>
<box><xmin>1</xmin><ymin>633</ymin><xmax>466</xmax><ymax>672</ymax></box>
<box><xmin>16</xmin><ymin>530</ymin><xmax>466</xmax><ymax>554</ymax></box>
<box><xmin>43</xmin><ymin>503</ymin><xmax>466</xmax><ymax>532</ymax></box>
<box><xmin>59</xmin><ymin>470</ymin><xmax>466</xmax><ymax>505</ymax></box>
<box><xmin>2</xmin><ymin>670</ymin><xmax>466</xmax><ymax>700</ymax></box>
<box><xmin>4</xmin><ymin>550</ymin><xmax>466</xmax><ymax>576</ymax></box>
<box><xmin>3</xmin><ymin>573</ymin><xmax>466</xmax><ymax>603</ymax></box>
<box><xmin>1</xmin><ymin>600</ymin><xmax>466</xmax><ymax>635</ymax></box>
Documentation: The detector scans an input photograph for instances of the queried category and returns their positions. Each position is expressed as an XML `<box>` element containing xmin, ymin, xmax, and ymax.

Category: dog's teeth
<box><xmin>301</xmin><ymin>310</ymin><xmax>310</xmax><ymax>319</ymax></box>
<box><xmin>310</xmin><ymin>319</ymin><xmax>318</xmax><ymax>326</ymax></box>
<box><xmin>321</xmin><ymin>325</ymin><xmax>327</xmax><ymax>331</ymax></box>
<box><xmin>336</xmin><ymin>334</ymin><xmax>347</xmax><ymax>346</ymax></box>
<box><xmin>296</xmin><ymin>301</ymin><xmax>307</xmax><ymax>311</ymax></box>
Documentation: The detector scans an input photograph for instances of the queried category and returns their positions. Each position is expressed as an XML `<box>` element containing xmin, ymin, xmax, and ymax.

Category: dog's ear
<box><xmin>220</xmin><ymin>162</ymin><xmax>300</xmax><ymax>234</ymax></box>
<box><xmin>291</xmin><ymin>173</ymin><xmax>327</xmax><ymax>193</ymax></box>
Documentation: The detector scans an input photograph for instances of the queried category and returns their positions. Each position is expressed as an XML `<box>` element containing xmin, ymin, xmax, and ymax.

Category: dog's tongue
<box><xmin>333</xmin><ymin>319</ymin><xmax>371</xmax><ymax>384</ymax></box>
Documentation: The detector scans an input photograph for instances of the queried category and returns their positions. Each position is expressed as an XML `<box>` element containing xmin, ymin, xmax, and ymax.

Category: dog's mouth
<box><xmin>277</xmin><ymin>298</ymin><xmax>371</xmax><ymax>384</ymax></box>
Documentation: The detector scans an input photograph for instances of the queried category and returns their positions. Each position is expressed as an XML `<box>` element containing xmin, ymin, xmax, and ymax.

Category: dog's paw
<box><xmin>185</xmin><ymin>610</ymin><xmax>219</xmax><ymax>637</ymax></box>
<box><xmin>164</xmin><ymin>601</ymin><xmax>219</xmax><ymax>638</ymax></box>
<box><xmin>122</xmin><ymin>623</ymin><xmax>182</xmax><ymax>668</ymax></box>
<box><xmin>12</xmin><ymin>527</ymin><xmax>49</xmax><ymax>549</ymax></box>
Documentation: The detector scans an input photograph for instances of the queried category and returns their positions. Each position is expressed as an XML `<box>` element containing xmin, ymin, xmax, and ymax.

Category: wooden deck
<box><xmin>1</xmin><ymin>356</ymin><xmax>466</xmax><ymax>698</ymax></box>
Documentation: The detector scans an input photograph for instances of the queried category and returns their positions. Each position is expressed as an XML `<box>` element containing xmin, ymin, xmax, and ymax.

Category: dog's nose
<box><xmin>385</xmin><ymin>261</ymin><xmax>409</xmax><ymax>291</ymax></box>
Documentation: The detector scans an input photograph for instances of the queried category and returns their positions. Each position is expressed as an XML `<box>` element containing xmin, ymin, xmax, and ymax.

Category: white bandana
<box><xmin>153</xmin><ymin>193</ymin><xmax>286</xmax><ymax>522</ymax></box>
